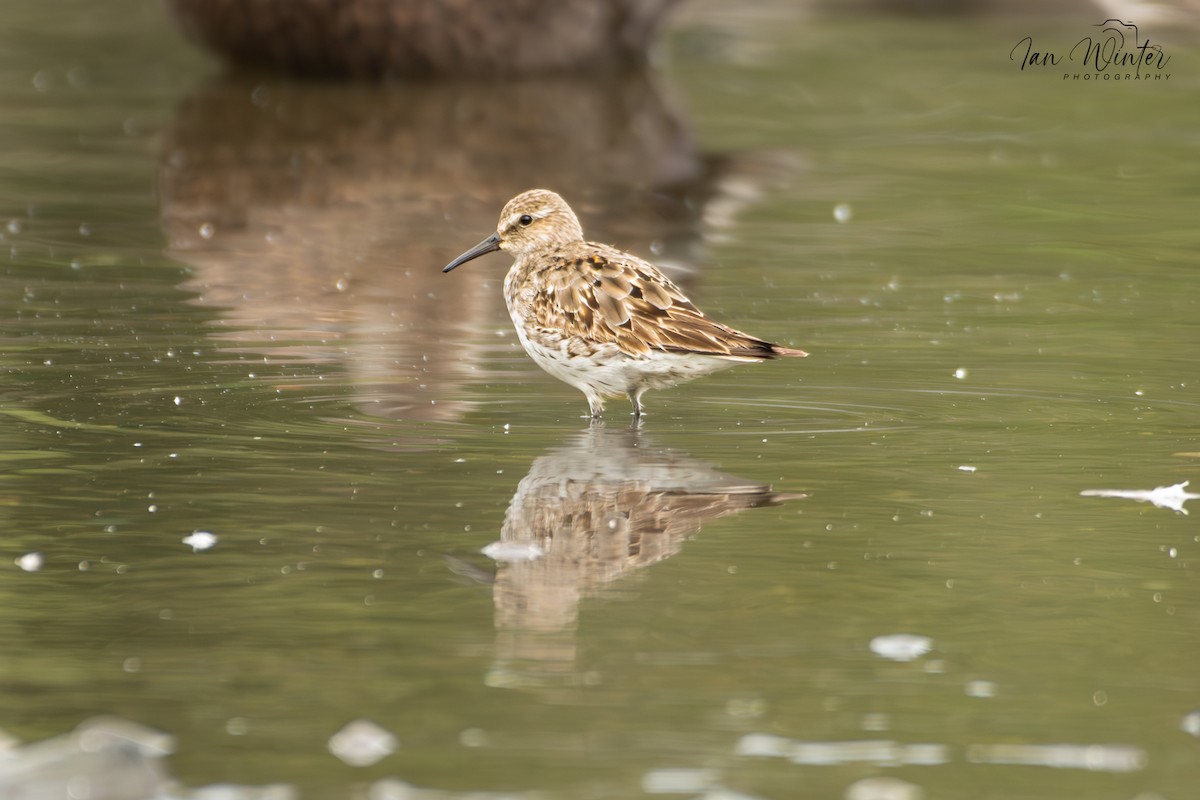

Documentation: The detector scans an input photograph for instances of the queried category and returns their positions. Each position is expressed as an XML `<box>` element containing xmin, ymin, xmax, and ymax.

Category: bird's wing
<box><xmin>531</xmin><ymin>247</ymin><xmax>800</xmax><ymax>360</ymax></box>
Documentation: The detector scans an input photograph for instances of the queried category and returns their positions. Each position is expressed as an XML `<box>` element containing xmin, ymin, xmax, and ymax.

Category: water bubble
<box><xmin>966</xmin><ymin>680</ymin><xmax>997</xmax><ymax>698</ymax></box>
<box><xmin>846</xmin><ymin>776</ymin><xmax>924</xmax><ymax>800</ymax></box>
<box><xmin>735</xmin><ymin>733</ymin><xmax>792</xmax><ymax>758</ymax></box>
<box><xmin>459</xmin><ymin>728</ymin><xmax>488</xmax><ymax>747</ymax></box>
<box><xmin>66</xmin><ymin>66</ymin><xmax>89</xmax><ymax>89</ymax></box>
<box><xmin>328</xmin><ymin>719</ymin><xmax>397</xmax><ymax>767</ymax></box>
<box><xmin>1182</xmin><ymin>709</ymin><xmax>1200</xmax><ymax>738</ymax></box>
<box><xmin>641</xmin><ymin>768</ymin><xmax>717</xmax><ymax>794</ymax></box>
<box><xmin>183</xmin><ymin>531</ymin><xmax>218</xmax><ymax>552</ymax></box>
<box><xmin>869</xmin><ymin>633</ymin><xmax>932</xmax><ymax>662</ymax></box>
<box><xmin>16</xmin><ymin>552</ymin><xmax>43</xmax><ymax>572</ymax></box>
<box><xmin>860</xmin><ymin>712</ymin><xmax>889</xmax><ymax>731</ymax></box>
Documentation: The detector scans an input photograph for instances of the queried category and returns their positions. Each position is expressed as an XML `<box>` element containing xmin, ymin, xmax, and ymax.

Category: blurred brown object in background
<box><xmin>165</xmin><ymin>0</ymin><xmax>682</xmax><ymax>78</ymax></box>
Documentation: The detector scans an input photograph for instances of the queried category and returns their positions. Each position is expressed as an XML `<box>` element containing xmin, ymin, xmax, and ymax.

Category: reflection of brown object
<box><xmin>158</xmin><ymin>74</ymin><xmax>701</xmax><ymax>424</ymax></box>
<box><xmin>165</xmin><ymin>0</ymin><xmax>681</xmax><ymax>78</ymax></box>
<box><xmin>487</xmin><ymin>426</ymin><xmax>802</xmax><ymax>687</ymax></box>
<box><xmin>159</xmin><ymin>73</ymin><xmax>798</xmax><ymax>425</ymax></box>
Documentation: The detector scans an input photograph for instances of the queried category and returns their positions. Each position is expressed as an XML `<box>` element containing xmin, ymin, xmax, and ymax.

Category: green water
<box><xmin>1</xmin><ymin>2</ymin><xmax>1198</xmax><ymax>798</ymax></box>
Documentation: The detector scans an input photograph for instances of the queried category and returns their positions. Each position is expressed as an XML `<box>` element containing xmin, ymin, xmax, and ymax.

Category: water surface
<box><xmin>1</xmin><ymin>2</ymin><xmax>1198</xmax><ymax>798</ymax></box>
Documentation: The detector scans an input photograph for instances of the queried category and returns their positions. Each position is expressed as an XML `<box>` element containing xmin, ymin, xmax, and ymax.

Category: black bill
<box><xmin>442</xmin><ymin>232</ymin><xmax>502</xmax><ymax>273</ymax></box>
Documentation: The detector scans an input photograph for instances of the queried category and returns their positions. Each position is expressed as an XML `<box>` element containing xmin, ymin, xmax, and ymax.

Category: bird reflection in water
<box><xmin>482</xmin><ymin>425</ymin><xmax>803</xmax><ymax>690</ymax></box>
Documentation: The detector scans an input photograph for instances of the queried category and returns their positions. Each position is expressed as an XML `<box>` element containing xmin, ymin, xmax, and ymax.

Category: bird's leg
<box><xmin>585</xmin><ymin>392</ymin><xmax>605</xmax><ymax>419</ymax></box>
<box><xmin>628</xmin><ymin>388</ymin><xmax>645</xmax><ymax>418</ymax></box>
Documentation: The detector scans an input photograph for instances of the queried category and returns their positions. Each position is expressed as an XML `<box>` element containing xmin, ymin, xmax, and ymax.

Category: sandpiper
<box><xmin>443</xmin><ymin>189</ymin><xmax>807</xmax><ymax>418</ymax></box>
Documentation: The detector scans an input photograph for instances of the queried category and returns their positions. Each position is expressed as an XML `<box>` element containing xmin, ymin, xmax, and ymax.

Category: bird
<box><xmin>442</xmin><ymin>189</ymin><xmax>807</xmax><ymax>418</ymax></box>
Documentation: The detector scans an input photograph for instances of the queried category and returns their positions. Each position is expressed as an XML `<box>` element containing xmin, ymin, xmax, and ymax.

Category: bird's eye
<box><xmin>518</xmin><ymin>214</ymin><xmax>533</xmax><ymax>227</ymax></box>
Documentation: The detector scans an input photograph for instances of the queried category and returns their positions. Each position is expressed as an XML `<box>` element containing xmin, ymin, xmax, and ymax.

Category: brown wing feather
<box><xmin>530</xmin><ymin>246</ymin><xmax>807</xmax><ymax>360</ymax></box>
